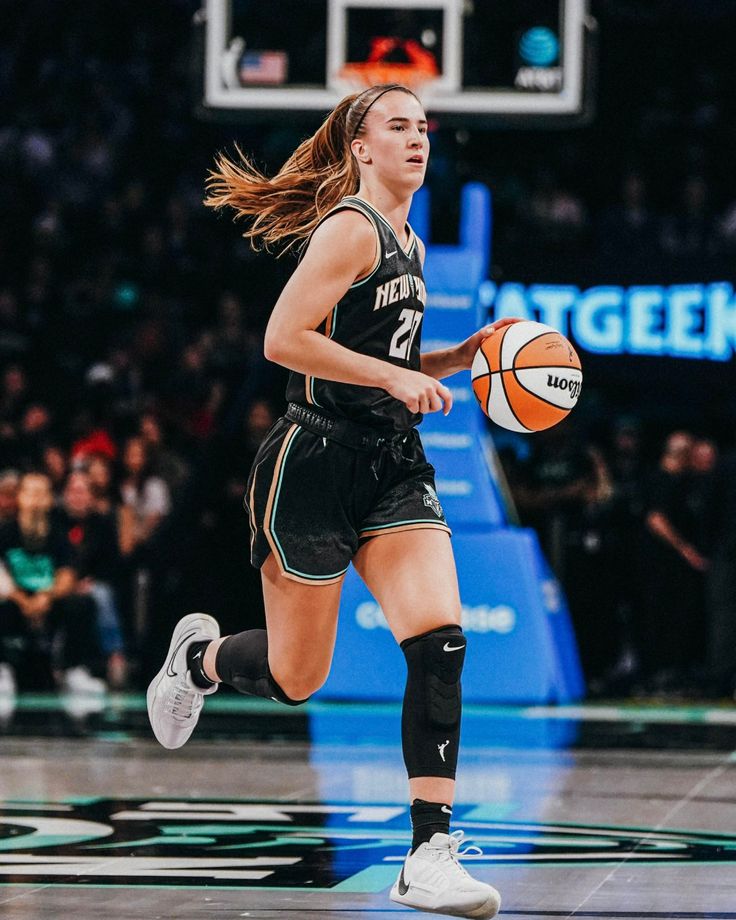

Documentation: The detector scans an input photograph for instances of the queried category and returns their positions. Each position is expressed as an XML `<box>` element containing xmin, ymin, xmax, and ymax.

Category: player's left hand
<box><xmin>455</xmin><ymin>317</ymin><xmax>523</xmax><ymax>371</ymax></box>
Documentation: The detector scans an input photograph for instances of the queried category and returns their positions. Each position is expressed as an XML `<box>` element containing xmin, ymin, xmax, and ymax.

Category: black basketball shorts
<box><xmin>244</xmin><ymin>417</ymin><xmax>451</xmax><ymax>585</ymax></box>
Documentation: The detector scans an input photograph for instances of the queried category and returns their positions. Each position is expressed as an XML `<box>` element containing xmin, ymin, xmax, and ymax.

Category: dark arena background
<box><xmin>2</xmin><ymin>1</ymin><xmax>736</xmax><ymax>917</ymax></box>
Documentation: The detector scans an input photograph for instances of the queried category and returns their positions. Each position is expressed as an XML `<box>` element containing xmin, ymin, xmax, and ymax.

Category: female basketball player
<box><xmin>148</xmin><ymin>84</ymin><xmax>514</xmax><ymax>918</ymax></box>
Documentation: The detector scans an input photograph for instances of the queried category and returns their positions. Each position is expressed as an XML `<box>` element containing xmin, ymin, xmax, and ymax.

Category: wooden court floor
<box><xmin>1</xmin><ymin>696</ymin><xmax>735</xmax><ymax>919</ymax></box>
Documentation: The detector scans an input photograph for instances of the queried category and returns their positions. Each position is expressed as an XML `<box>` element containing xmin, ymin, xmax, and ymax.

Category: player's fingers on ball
<box><xmin>480</xmin><ymin>318</ymin><xmax>515</xmax><ymax>338</ymax></box>
<box><xmin>491</xmin><ymin>317</ymin><xmax>523</xmax><ymax>331</ymax></box>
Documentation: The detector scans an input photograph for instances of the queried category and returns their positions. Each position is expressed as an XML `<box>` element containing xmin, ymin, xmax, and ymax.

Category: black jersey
<box><xmin>285</xmin><ymin>196</ymin><xmax>427</xmax><ymax>432</ymax></box>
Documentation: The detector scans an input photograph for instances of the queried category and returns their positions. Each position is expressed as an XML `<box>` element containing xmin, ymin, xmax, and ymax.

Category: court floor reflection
<box><xmin>0</xmin><ymin>696</ymin><xmax>735</xmax><ymax>918</ymax></box>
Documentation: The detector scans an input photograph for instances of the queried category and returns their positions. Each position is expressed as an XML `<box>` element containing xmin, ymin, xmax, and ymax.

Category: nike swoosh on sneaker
<box><xmin>166</xmin><ymin>630</ymin><xmax>198</xmax><ymax>677</ymax></box>
<box><xmin>397</xmin><ymin>864</ymin><xmax>410</xmax><ymax>896</ymax></box>
<box><xmin>443</xmin><ymin>642</ymin><xmax>465</xmax><ymax>652</ymax></box>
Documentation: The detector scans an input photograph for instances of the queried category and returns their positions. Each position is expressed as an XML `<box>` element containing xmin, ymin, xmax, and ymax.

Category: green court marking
<box><xmin>214</xmin><ymin>837</ymin><xmax>326</xmax><ymax>851</ymax></box>
<box><xmin>6</xmin><ymin>693</ymin><xmax>736</xmax><ymax>726</ymax></box>
<box><xmin>0</xmin><ymin>835</ymin><xmax>104</xmax><ymax>852</ymax></box>
<box><xmin>0</xmin><ymin>882</ymin><xmax>342</xmax><ymax>891</ymax></box>
<box><xmin>520</xmin><ymin>704</ymin><xmax>736</xmax><ymax>725</ymax></box>
<box><xmin>4</xmin><ymin>799</ymin><xmax>71</xmax><ymax>807</ymax></box>
<box><xmin>90</xmin><ymin>835</ymin><xmax>215</xmax><ymax>849</ymax></box>
<box><xmin>13</xmin><ymin>693</ymin><xmax>72</xmax><ymax>709</ymax></box>
<box><xmin>1</xmin><ymin>859</ymin><xmax>734</xmax><ymax>894</ymax></box>
<box><xmin>160</xmin><ymin>823</ymin><xmax>412</xmax><ymax>841</ymax></box>
<box><xmin>332</xmin><ymin>864</ymin><xmax>396</xmax><ymax>892</ymax></box>
<box><xmin>93</xmin><ymin>732</ymin><xmax>131</xmax><ymax>742</ymax></box>
<box><xmin>463</xmin><ymin>803</ymin><xmax>519</xmax><ymax>821</ymax></box>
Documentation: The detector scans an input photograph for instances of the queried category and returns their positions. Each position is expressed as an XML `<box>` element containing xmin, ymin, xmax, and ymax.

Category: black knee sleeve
<box><xmin>215</xmin><ymin>630</ymin><xmax>308</xmax><ymax>706</ymax></box>
<box><xmin>400</xmin><ymin>624</ymin><xmax>466</xmax><ymax>779</ymax></box>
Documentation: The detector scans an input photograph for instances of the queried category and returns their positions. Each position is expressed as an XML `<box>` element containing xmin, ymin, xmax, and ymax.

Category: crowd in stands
<box><xmin>2</xmin><ymin>2</ymin><xmax>736</xmax><ymax>704</ymax></box>
<box><xmin>502</xmin><ymin>423</ymin><xmax>736</xmax><ymax>699</ymax></box>
<box><xmin>3</xmin><ymin>410</ymin><xmax>735</xmax><ymax>701</ymax></box>
<box><xmin>0</xmin><ymin>390</ymin><xmax>278</xmax><ymax>698</ymax></box>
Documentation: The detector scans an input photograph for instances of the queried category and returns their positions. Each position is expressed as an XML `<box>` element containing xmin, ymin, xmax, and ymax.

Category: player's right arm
<box><xmin>264</xmin><ymin>210</ymin><xmax>452</xmax><ymax>415</ymax></box>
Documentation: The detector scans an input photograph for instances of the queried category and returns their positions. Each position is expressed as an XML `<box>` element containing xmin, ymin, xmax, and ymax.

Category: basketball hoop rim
<box><xmin>334</xmin><ymin>63</ymin><xmax>439</xmax><ymax>101</ymax></box>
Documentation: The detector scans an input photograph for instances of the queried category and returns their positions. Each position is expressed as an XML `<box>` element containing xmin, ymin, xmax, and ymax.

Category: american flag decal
<box><xmin>239</xmin><ymin>51</ymin><xmax>288</xmax><ymax>86</ymax></box>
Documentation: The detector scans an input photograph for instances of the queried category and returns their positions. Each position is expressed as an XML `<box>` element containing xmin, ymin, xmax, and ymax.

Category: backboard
<box><xmin>201</xmin><ymin>0</ymin><xmax>594</xmax><ymax>123</ymax></box>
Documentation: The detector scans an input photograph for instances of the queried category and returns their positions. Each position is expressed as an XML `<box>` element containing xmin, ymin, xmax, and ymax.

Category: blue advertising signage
<box><xmin>317</xmin><ymin>529</ymin><xmax>583</xmax><ymax>704</ymax></box>
<box><xmin>488</xmin><ymin>281</ymin><xmax>736</xmax><ymax>361</ymax></box>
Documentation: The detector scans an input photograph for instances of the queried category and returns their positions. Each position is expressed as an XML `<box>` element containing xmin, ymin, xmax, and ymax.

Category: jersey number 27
<box><xmin>389</xmin><ymin>308</ymin><xmax>422</xmax><ymax>360</ymax></box>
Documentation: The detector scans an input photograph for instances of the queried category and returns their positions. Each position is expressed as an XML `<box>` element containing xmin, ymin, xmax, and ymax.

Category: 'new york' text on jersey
<box><xmin>285</xmin><ymin>196</ymin><xmax>426</xmax><ymax>432</ymax></box>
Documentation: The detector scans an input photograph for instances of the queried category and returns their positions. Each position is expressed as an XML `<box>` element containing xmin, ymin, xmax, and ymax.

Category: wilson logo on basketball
<box><xmin>547</xmin><ymin>375</ymin><xmax>582</xmax><ymax>400</ymax></box>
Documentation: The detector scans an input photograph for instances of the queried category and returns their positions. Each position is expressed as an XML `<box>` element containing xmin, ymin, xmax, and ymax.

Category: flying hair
<box><xmin>203</xmin><ymin>84</ymin><xmax>420</xmax><ymax>256</ymax></box>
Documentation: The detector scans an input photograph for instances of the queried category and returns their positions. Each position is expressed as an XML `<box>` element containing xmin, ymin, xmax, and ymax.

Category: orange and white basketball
<box><xmin>471</xmin><ymin>321</ymin><xmax>582</xmax><ymax>432</ymax></box>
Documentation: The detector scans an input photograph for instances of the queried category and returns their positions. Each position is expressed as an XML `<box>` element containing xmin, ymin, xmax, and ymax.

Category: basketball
<box><xmin>471</xmin><ymin>321</ymin><xmax>582</xmax><ymax>432</ymax></box>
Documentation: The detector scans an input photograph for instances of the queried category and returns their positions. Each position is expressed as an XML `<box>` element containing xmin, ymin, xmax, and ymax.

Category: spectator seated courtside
<box><xmin>58</xmin><ymin>470</ymin><xmax>128</xmax><ymax>689</ymax></box>
<box><xmin>0</xmin><ymin>472</ymin><xmax>105</xmax><ymax>696</ymax></box>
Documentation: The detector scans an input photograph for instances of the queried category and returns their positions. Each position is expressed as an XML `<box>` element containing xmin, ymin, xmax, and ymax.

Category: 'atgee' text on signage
<box><xmin>489</xmin><ymin>282</ymin><xmax>736</xmax><ymax>361</ymax></box>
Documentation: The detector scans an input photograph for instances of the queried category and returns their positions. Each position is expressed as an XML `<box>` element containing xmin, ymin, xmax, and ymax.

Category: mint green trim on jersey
<box><xmin>358</xmin><ymin>518</ymin><xmax>451</xmax><ymax>533</ymax></box>
<box><xmin>350</xmin><ymin>263</ymin><xmax>381</xmax><ymax>288</ymax></box>
<box><xmin>308</xmin><ymin>375</ymin><xmax>323</xmax><ymax>407</ymax></box>
<box><xmin>343</xmin><ymin>196</ymin><xmax>416</xmax><ymax>257</ymax></box>
<box><xmin>269</xmin><ymin>426</ymin><xmax>349</xmax><ymax>581</ymax></box>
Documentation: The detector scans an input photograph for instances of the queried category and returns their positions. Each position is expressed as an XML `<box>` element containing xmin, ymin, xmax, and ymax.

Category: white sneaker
<box><xmin>0</xmin><ymin>663</ymin><xmax>17</xmax><ymax>725</ymax></box>
<box><xmin>0</xmin><ymin>663</ymin><xmax>17</xmax><ymax>696</ymax></box>
<box><xmin>61</xmin><ymin>666</ymin><xmax>107</xmax><ymax>695</ymax></box>
<box><xmin>390</xmin><ymin>831</ymin><xmax>501</xmax><ymax>919</ymax></box>
<box><xmin>147</xmin><ymin>612</ymin><xmax>220</xmax><ymax>749</ymax></box>
<box><xmin>61</xmin><ymin>692</ymin><xmax>106</xmax><ymax>720</ymax></box>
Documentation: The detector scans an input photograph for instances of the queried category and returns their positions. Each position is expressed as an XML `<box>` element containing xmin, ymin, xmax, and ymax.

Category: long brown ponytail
<box><xmin>203</xmin><ymin>84</ymin><xmax>419</xmax><ymax>255</ymax></box>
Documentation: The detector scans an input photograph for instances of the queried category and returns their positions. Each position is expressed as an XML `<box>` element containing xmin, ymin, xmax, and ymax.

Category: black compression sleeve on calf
<box><xmin>215</xmin><ymin>630</ymin><xmax>308</xmax><ymax>706</ymax></box>
<box><xmin>400</xmin><ymin>625</ymin><xmax>466</xmax><ymax>780</ymax></box>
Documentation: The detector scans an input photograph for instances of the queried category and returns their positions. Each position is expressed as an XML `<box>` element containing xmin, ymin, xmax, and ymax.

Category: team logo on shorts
<box><xmin>422</xmin><ymin>483</ymin><xmax>443</xmax><ymax>518</ymax></box>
